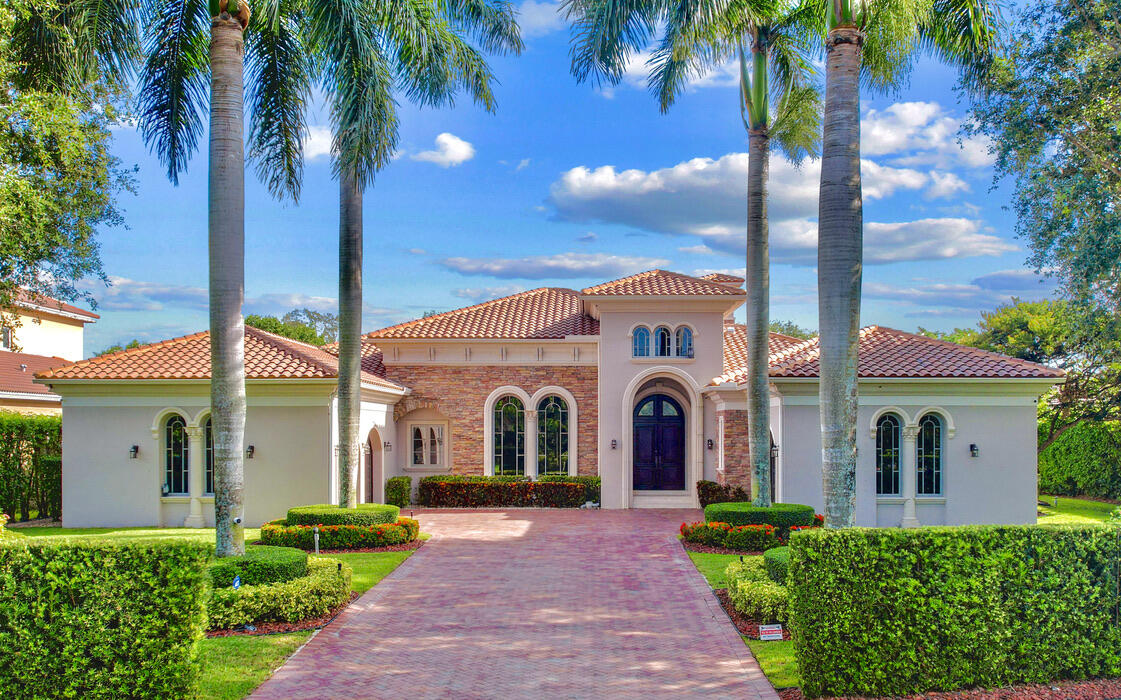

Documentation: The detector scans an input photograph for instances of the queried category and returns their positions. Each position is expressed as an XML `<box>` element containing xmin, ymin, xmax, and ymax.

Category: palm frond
<box><xmin>67</xmin><ymin>0</ymin><xmax>142</xmax><ymax>87</ymax></box>
<box><xmin>438</xmin><ymin>0</ymin><xmax>523</xmax><ymax>55</ymax></box>
<box><xmin>136</xmin><ymin>0</ymin><xmax>210</xmax><ymax>184</ymax></box>
<box><xmin>563</xmin><ymin>0</ymin><xmax>661</xmax><ymax>85</ymax></box>
<box><xmin>769</xmin><ymin>81</ymin><xmax>820</xmax><ymax>162</ymax></box>
<box><xmin>856</xmin><ymin>0</ymin><xmax>924</xmax><ymax>92</ymax></box>
<box><xmin>10</xmin><ymin>6</ymin><xmax>84</xmax><ymax>93</ymax></box>
<box><xmin>920</xmin><ymin>0</ymin><xmax>1001</xmax><ymax>88</ymax></box>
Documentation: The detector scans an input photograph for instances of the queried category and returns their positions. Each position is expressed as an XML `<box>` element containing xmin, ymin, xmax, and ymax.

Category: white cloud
<box><xmin>576</xmin><ymin>232</ymin><xmax>597</xmax><ymax>243</ymax></box>
<box><xmin>861</xmin><ymin>102</ymin><xmax>996</xmax><ymax>169</ymax></box>
<box><xmin>861</xmin><ymin>219</ymin><xmax>1016</xmax><ymax>263</ymax></box>
<box><xmin>515</xmin><ymin>158</ymin><xmax>531</xmax><ymax>172</ymax></box>
<box><xmin>518</xmin><ymin>0</ymin><xmax>564</xmax><ymax>37</ymax></box>
<box><xmin>245</xmin><ymin>293</ymin><xmax>337</xmax><ymax>316</ymax></box>
<box><xmin>84</xmin><ymin>277</ymin><xmax>209</xmax><ymax>312</ymax></box>
<box><xmin>924</xmin><ymin>171</ymin><xmax>970</xmax><ymax>199</ymax></box>
<box><xmin>411</xmin><ymin>133</ymin><xmax>475</xmax><ymax>167</ymax></box>
<box><xmin>439</xmin><ymin>252</ymin><xmax>671</xmax><ymax>279</ymax></box>
<box><xmin>304</xmin><ymin>125</ymin><xmax>333</xmax><ymax>161</ymax></box>
<box><xmin>864</xmin><ymin>268</ymin><xmax>1056</xmax><ymax>317</ymax></box>
<box><xmin>407</xmin><ymin>248</ymin><xmax>427</xmax><ymax>255</ymax></box>
<box><xmin>451</xmin><ymin>285</ymin><xmax>526</xmax><ymax>302</ymax></box>
<box><xmin>679</xmin><ymin>244</ymin><xmax>715</xmax><ymax>255</ymax></box>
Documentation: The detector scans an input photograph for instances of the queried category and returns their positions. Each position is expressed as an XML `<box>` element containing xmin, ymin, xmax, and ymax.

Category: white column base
<box><xmin>901</xmin><ymin>497</ymin><xmax>920</xmax><ymax>528</ymax></box>
<box><xmin>183</xmin><ymin>498</ymin><xmax>205</xmax><ymax>528</ymax></box>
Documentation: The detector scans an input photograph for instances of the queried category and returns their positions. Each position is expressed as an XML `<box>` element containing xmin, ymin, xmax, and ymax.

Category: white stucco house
<box><xmin>35</xmin><ymin>269</ymin><xmax>1064</xmax><ymax>528</ymax></box>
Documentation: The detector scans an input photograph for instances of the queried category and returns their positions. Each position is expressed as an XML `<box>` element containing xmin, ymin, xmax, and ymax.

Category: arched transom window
<box><xmin>632</xmin><ymin>324</ymin><xmax>696</xmax><ymax>358</ymax></box>
<box><xmin>917</xmin><ymin>413</ymin><xmax>943</xmax><ymax>495</ymax></box>
<box><xmin>632</xmin><ymin>327</ymin><xmax>651</xmax><ymax>357</ymax></box>
<box><xmin>163</xmin><ymin>414</ymin><xmax>188</xmax><ymax>496</ymax></box>
<box><xmin>204</xmin><ymin>417</ymin><xmax>214</xmax><ymax>495</ymax></box>
<box><xmin>875</xmin><ymin>414</ymin><xmax>901</xmax><ymax>496</ymax></box>
<box><xmin>654</xmin><ymin>327</ymin><xmax>673</xmax><ymax>357</ymax></box>
<box><xmin>536</xmin><ymin>396</ymin><xmax>569</xmax><ymax>475</ymax></box>
<box><xmin>675</xmin><ymin>327</ymin><xmax>694</xmax><ymax>358</ymax></box>
<box><xmin>493</xmin><ymin>396</ymin><xmax>525</xmax><ymax>475</ymax></box>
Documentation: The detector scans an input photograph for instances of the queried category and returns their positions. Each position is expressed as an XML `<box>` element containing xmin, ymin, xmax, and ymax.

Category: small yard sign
<box><xmin>232</xmin><ymin>575</ymin><xmax>241</xmax><ymax>590</ymax></box>
<box><xmin>758</xmin><ymin>624</ymin><xmax>783</xmax><ymax>641</ymax></box>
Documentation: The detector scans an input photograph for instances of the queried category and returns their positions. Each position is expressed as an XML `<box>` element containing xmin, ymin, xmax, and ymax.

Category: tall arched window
<box><xmin>164</xmin><ymin>414</ymin><xmax>188</xmax><ymax>496</ymax></box>
<box><xmin>632</xmin><ymin>327</ymin><xmax>651</xmax><ymax>357</ymax></box>
<box><xmin>675</xmin><ymin>326</ymin><xmax>694</xmax><ymax>358</ymax></box>
<box><xmin>537</xmin><ymin>396</ymin><xmax>569</xmax><ymax>475</ymax></box>
<box><xmin>875</xmin><ymin>414</ymin><xmax>901</xmax><ymax>496</ymax></box>
<box><xmin>204</xmin><ymin>417</ymin><xmax>214</xmax><ymax>495</ymax></box>
<box><xmin>493</xmin><ymin>396</ymin><xmax>525</xmax><ymax>475</ymax></box>
<box><xmin>917</xmin><ymin>413</ymin><xmax>943</xmax><ymax>495</ymax></box>
<box><xmin>654</xmin><ymin>326</ymin><xmax>673</xmax><ymax>356</ymax></box>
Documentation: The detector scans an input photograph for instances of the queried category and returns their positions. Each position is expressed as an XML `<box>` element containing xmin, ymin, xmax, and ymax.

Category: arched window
<box><xmin>204</xmin><ymin>417</ymin><xmax>214</xmax><ymax>495</ymax></box>
<box><xmin>654</xmin><ymin>326</ymin><xmax>673</xmax><ymax>356</ymax></box>
<box><xmin>163</xmin><ymin>414</ymin><xmax>188</xmax><ymax>496</ymax></box>
<box><xmin>917</xmin><ymin>413</ymin><xmax>943</xmax><ymax>495</ymax></box>
<box><xmin>875</xmin><ymin>414</ymin><xmax>901</xmax><ymax>496</ymax></box>
<box><xmin>675</xmin><ymin>326</ymin><xmax>694</xmax><ymax>358</ymax></box>
<box><xmin>632</xmin><ymin>327</ymin><xmax>651</xmax><ymax>357</ymax></box>
<box><xmin>537</xmin><ymin>396</ymin><xmax>569</xmax><ymax>475</ymax></box>
<box><xmin>493</xmin><ymin>396</ymin><xmax>525</xmax><ymax>475</ymax></box>
<box><xmin>410</xmin><ymin>424</ymin><xmax>445</xmax><ymax>467</ymax></box>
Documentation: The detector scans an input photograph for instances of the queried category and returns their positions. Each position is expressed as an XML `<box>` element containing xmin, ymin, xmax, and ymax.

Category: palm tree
<box><xmin>565</xmin><ymin>0</ymin><xmax>820</xmax><ymax>506</ymax></box>
<box><xmin>325</xmin><ymin>0</ymin><xmax>522</xmax><ymax>508</ymax></box>
<box><xmin>816</xmin><ymin>0</ymin><xmax>998</xmax><ymax>528</ymax></box>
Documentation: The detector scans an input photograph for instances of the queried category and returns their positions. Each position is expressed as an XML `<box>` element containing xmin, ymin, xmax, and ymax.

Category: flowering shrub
<box><xmin>416</xmin><ymin>478</ymin><xmax>585</xmax><ymax>507</ymax></box>
<box><xmin>680</xmin><ymin>521</ymin><xmax>780</xmax><ymax>552</ymax></box>
<box><xmin>261</xmin><ymin>517</ymin><xmax>420</xmax><ymax>550</ymax></box>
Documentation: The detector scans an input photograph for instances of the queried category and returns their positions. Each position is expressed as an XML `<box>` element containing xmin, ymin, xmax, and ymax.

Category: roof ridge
<box><xmin>581</xmin><ymin>268</ymin><xmax>745</xmax><ymax>296</ymax></box>
<box><xmin>365</xmin><ymin>286</ymin><xmax>578</xmax><ymax>338</ymax></box>
<box><xmin>37</xmin><ymin>330</ymin><xmax>210</xmax><ymax>379</ymax></box>
<box><xmin>244</xmin><ymin>326</ymin><xmax>340</xmax><ymax>375</ymax></box>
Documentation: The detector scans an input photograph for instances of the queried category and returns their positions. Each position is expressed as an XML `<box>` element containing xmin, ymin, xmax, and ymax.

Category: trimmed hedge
<box><xmin>0</xmin><ymin>514</ymin><xmax>24</xmax><ymax>541</ymax></box>
<box><xmin>417</xmin><ymin>477</ymin><xmax>585</xmax><ymax>507</ymax></box>
<box><xmin>704</xmin><ymin>502</ymin><xmax>816</xmax><ymax>536</ymax></box>
<box><xmin>726</xmin><ymin>559</ymin><xmax>789</xmax><ymax>624</ymax></box>
<box><xmin>208</xmin><ymin>545</ymin><xmax>308</xmax><ymax>587</ymax></box>
<box><xmin>763</xmin><ymin>545</ymin><xmax>789</xmax><ymax>584</ymax></box>
<box><xmin>789</xmin><ymin>526</ymin><xmax>1121</xmax><ymax>699</ymax></box>
<box><xmin>0</xmin><ymin>412</ymin><xmax>61</xmax><ymax>522</ymax></box>
<box><xmin>1038</xmin><ymin>420</ymin><xmax>1121</xmax><ymax>499</ymax></box>
<box><xmin>261</xmin><ymin>517</ymin><xmax>420</xmax><ymax>550</ymax></box>
<box><xmin>537</xmin><ymin>474</ymin><xmax>601</xmax><ymax>503</ymax></box>
<box><xmin>419</xmin><ymin>474</ymin><xmax>527</xmax><ymax>484</ymax></box>
<box><xmin>286</xmin><ymin>503</ymin><xmax>400</xmax><ymax>526</ymax></box>
<box><xmin>697</xmin><ymin>479</ymin><xmax>749</xmax><ymax>508</ymax></box>
<box><xmin>207</xmin><ymin>557</ymin><xmax>352</xmax><ymax>630</ymax></box>
<box><xmin>0</xmin><ymin>540</ymin><xmax>210</xmax><ymax>697</ymax></box>
<box><xmin>385</xmin><ymin>476</ymin><xmax>411</xmax><ymax>507</ymax></box>
<box><xmin>680</xmin><ymin>521</ymin><xmax>781</xmax><ymax>552</ymax></box>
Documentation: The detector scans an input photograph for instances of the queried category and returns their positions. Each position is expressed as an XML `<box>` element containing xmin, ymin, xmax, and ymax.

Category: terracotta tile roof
<box><xmin>582</xmin><ymin>269</ymin><xmax>747</xmax><ymax>297</ymax></box>
<box><xmin>11</xmin><ymin>290</ymin><xmax>99</xmax><ymax>321</ymax></box>
<box><xmin>717</xmin><ymin>325</ymin><xmax>807</xmax><ymax>384</ymax></box>
<box><xmin>1</xmin><ymin>351</ymin><xmax>69</xmax><ymax>398</ymax></box>
<box><xmin>699</xmin><ymin>272</ymin><xmax>746</xmax><ymax>285</ymax></box>
<box><xmin>36</xmin><ymin>327</ymin><xmax>406</xmax><ymax>390</ymax></box>
<box><xmin>730</xmin><ymin>325</ymin><xmax>1063</xmax><ymax>380</ymax></box>
<box><xmin>367</xmin><ymin>287</ymin><xmax>599</xmax><ymax>340</ymax></box>
<box><xmin>321</xmin><ymin>341</ymin><xmax>388</xmax><ymax>379</ymax></box>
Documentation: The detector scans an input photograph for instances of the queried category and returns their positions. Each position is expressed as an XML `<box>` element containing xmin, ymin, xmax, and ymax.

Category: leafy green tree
<box><xmin>816</xmin><ymin>0</ymin><xmax>999</xmax><ymax>528</ymax></box>
<box><xmin>283</xmin><ymin>308</ymin><xmax>337</xmax><ymax>343</ymax></box>
<box><xmin>967</xmin><ymin>0</ymin><xmax>1121</xmax><ymax>312</ymax></box>
<box><xmin>245</xmin><ymin>314</ymin><xmax>326</xmax><ymax>345</ymax></box>
<box><xmin>95</xmin><ymin>339</ymin><xmax>143</xmax><ymax>356</ymax></box>
<box><xmin>770</xmin><ymin>319</ymin><xmax>815</xmax><ymax>339</ymax></box>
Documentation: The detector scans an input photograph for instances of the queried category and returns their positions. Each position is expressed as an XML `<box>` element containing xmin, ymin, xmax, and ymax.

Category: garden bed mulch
<box><xmin>776</xmin><ymin>678</ymin><xmax>1121</xmax><ymax>700</ymax></box>
<box><xmin>206</xmin><ymin>591</ymin><xmax>360</xmax><ymax>638</ymax></box>
<box><xmin>713</xmin><ymin>588</ymin><xmax>792</xmax><ymax>641</ymax></box>
<box><xmin>681</xmin><ymin>540</ymin><xmax>764</xmax><ymax>556</ymax></box>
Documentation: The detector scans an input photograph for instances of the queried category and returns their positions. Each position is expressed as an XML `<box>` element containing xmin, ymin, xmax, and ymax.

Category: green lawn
<box><xmin>18</xmin><ymin>525</ymin><xmax>264</xmax><ymax>543</ymax></box>
<box><xmin>1038</xmin><ymin>495</ymin><xmax>1116</xmax><ymax>524</ymax></box>
<box><xmin>745</xmin><ymin>639</ymin><xmax>799</xmax><ymax>688</ymax></box>
<box><xmin>686</xmin><ymin>551</ymin><xmax>747</xmax><ymax>588</ymax></box>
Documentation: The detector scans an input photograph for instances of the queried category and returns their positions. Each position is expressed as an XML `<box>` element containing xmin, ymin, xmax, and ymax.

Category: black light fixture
<box><xmin>770</xmin><ymin>443</ymin><xmax>780</xmax><ymax>461</ymax></box>
<box><xmin>969</xmin><ymin>443</ymin><xmax>980</xmax><ymax>458</ymax></box>
<box><xmin>706</xmin><ymin>438</ymin><xmax>714</xmax><ymax>450</ymax></box>
<box><xmin>383</xmin><ymin>441</ymin><xmax>392</xmax><ymax>452</ymax></box>
<box><xmin>246</xmin><ymin>445</ymin><xmax>255</xmax><ymax>459</ymax></box>
<box><xmin>610</xmin><ymin>439</ymin><xmax>618</xmax><ymax>450</ymax></box>
<box><xmin>129</xmin><ymin>445</ymin><xmax>139</xmax><ymax>459</ymax></box>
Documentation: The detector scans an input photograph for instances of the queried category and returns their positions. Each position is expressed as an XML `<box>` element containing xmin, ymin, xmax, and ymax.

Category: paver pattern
<box><xmin>252</xmin><ymin>509</ymin><xmax>779</xmax><ymax>700</ymax></box>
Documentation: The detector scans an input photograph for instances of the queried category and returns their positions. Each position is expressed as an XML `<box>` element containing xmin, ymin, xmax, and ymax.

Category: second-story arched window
<box><xmin>654</xmin><ymin>326</ymin><xmax>672</xmax><ymax>356</ymax></box>
<box><xmin>675</xmin><ymin>327</ymin><xmax>694</xmax><ymax>358</ymax></box>
<box><xmin>632</xmin><ymin>326</ymin><xmax>651</xmax><ymax>357</ymax></box>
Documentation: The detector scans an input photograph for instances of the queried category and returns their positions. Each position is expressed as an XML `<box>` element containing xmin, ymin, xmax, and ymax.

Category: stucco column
<box><xmin>184</xmin><ymin>425</ymin><xmax>205</xmax><ymax>528</ymax></box>
<box><xmin>901</xmin><ymin>424</ymin><xmax>920</xmax><ymax>528</ymax></box>
<box><xmin>525</xmin><ymin>410</ymin><xmax>538</xmax><ymax>479</ymax></box>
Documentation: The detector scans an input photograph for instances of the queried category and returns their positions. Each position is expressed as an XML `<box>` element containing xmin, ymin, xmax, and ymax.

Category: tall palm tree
<box><xmin>816</xmin><ymin>0</ymin><xmax>998</xmax><ymax>528</ymax></box>
<box><xmin>565</xmin><ymin>0</ymin><xmax>820</xmax><ymax>506</ymax></box>
<box><xmin>325</xmin><ymin>0</ymin><xmax>522</xmax><ymax>508</ymax></box>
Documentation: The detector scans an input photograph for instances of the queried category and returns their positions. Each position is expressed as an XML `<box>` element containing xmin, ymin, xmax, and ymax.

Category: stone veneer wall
<box><xmin>717</xmin><ymin>409</ymin><xmax>752</xmax><ymax>491</ymax></box>
<box><xmin>383</xmin><ymin>365</ymin><xmax>599</xmax><ymax>475</ymax></box>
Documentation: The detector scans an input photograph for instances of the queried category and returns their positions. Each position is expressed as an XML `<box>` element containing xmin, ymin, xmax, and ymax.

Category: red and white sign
<box><xmin>758</xmin><ymin>624</ymin><xmax>783</xmax><ymax>641</ymax></box>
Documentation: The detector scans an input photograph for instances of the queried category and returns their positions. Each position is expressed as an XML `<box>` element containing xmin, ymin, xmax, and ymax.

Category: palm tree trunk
<box><xmin>337</xmin><ymin>167</ymin><xmax>362</xmax><ymax>508</ymax></box>
<box><xmin>817</xmin><ymin>25</ymin><xmax>863</xmax><ymax>529</ymax></box>
<box><xmin>209</xmin><ymin>11</ymin><xmax>247</xmax><ymax>555</ymax></box>
<box><xmin>746</xmin><ymin>126</ymin><xmax>772</xmax><ymax>507</ymax></box>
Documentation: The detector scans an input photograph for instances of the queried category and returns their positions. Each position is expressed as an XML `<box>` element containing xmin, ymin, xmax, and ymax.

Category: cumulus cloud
<box><xmin>304</xmin><ymin>125</ymin><xmax>333</xmax><ymax>161</ymax></box>
<box><xmin>451</xmin><ymin>285</ymin><xmax>526</xmax><ymax>302</ymax></box>
<box><xmin>864</xmin><ymin>269</ymin><xmax>1057</xmax><ymax>317</ymax></box>
<box><xmin>85</xmin><ymin>277</ymin><xmax>209</xmax><ymax>312</ymax></box>
<box><xmin>245</xmin><ymin>293</ymin><xmax>337</xmax><ymax>316</ymax></box>
<box><xmin>439</xmin><ymin>252</ymin><xmax>671</xmax><ymax>279</ymax></box>
<box><xmin>411</xmin><ymin>133</ymin><xmax>475</xmax><ymax>167</ymax></box>
<box><xmin>518</xmin><ymin>0</ymin><xmax>564</xmax><ymax>37</ymax></box>
<box><xmin>924</xmin><ymin>171</ymin><xmax>970</xmax><ymax>199</ymax></box>
<box><xmin>516</xmin><ymin>158</ymin><xmax>531</xmax><ymax>172</ymax></box>
<box><xmin>862</xmin><ymin>102</ymin><xmax>995</xmax><ymax>170</ymax></box>
<box><xmin>679</xmin><ymin>244</ymin><xmax>715</xmax><ymax>255</ymax></box>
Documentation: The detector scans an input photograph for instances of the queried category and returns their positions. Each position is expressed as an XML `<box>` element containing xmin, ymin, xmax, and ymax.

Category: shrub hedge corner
<box><xmin>725</xmin><ymin>558</ymin><xmax>789</xmax><ymax>624</ymax></box>
<box><xmin>208</xmin><ymin>545</ymin><xmax>308</xmax><ymax>587</ymax></box>
<box><xmin>286</xmin><ymin>503</ymin><xmax>400</xmax><ymax>526</ymax></box>
<box><xmin>763</xmin><ymin>545</ymin><xmax>789</xmax><ymax>584</ymax></box>
<box><xmin>385</xmin><ymin>476</ymin><xmax>412</xmax><ymax>507</ymax></box>
<box><xmin>207</xmin><ymin>557</ymin><xmax>352</xmax><ymax>630</ymax></box>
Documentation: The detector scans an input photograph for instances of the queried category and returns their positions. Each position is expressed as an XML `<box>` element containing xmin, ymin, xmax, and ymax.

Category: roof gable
<box><xmin>1</xmin><ymin>351</ymin><xmax>69</xmax><ymax>397</ymax></box>
<box><xmin>11</xmin><ymin>290</ymin><xmax>99</xmax><ymax>322</ymax></box>
<box><xmin>581</xmin><ymin>269</ymin><xmax>746</xmax><ymax>297</ymax></box>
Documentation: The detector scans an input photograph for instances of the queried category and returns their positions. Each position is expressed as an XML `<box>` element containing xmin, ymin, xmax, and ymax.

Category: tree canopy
<box><xmin>245</xmin><ymin>308</ymin><xmax>338</xmax><ymax>345</ymax></box>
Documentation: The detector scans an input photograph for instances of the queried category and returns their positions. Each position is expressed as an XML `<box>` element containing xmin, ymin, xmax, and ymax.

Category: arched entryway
<box><xmin>363</xmin><ymin>428</ymin><xmax>383</xmax><ymax>504</ymax></box>
<box><xmin>633</xmin><ymin>394</ymin><xmax>686</xmax><ymax>491</ymax></box>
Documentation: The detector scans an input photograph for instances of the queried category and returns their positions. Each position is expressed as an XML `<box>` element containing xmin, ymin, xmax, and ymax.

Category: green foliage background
<box><xmin>0</xmin><ymin>412</ymin><xmax>61</xmax><ymax>521</ymax></box>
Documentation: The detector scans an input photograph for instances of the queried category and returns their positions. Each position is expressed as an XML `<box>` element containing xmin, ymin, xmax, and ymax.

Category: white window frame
<box><xmin>406</xmin><ymin>421</ymin><xmax>448</xmax><ymax>470</ymax></box>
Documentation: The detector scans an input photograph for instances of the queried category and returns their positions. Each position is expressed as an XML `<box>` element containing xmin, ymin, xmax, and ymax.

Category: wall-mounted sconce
<box><xmin>161</xmin><ymin>482</ymin><xmax>169</xmax><ymax>497</ymax></box>
<box><xmin>969</xmin><ymin>443</ymin><xmax>979</xmax><ymax>458</ymax></box>
<box><xmin>129</xmin><ymin>445</ymin><xmax>139</xmax><ymax>459</ymax></box>
<box><xmin>770</xmin><ymin>444</ymin><xmax>779</xmax><ymax>461</ymax></box>
<box><xmin>610</xmin><ymin>439</ymin><xmax>618</xmax><ymax>450</ymax></box>
<box><xmin>383</xmin><ymin>441</ymin><xmax>392</xmax><ymax>452</ymax></box>
<box><xmin>706</xmin><ymin>439</ymin><xmax>714</xmax><ymax>451</ymax></box>
<box><xmin>246</xmin><ymin>445</ymin><xmax>255</xmax><ymax>459</ymax></box>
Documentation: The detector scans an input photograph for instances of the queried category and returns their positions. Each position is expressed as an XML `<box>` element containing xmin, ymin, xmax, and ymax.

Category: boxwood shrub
<box><xmin>726</xmin><ymin>559</ymin><xmax>789</xmax><ymax>623</ymax></box>
<box><xmin>207</xmin><ymin>545</ymin><xmax>308</xmax><ymax>587</ymax></box>
<box><xmin>417</xmin><ymin>477</ymin><xmax>585</xmax><ymax>507</ymax></box>
<box><xmin>763</xmin><ymin>545</ymin><xmax>789</xmax><ymax>584</ymax></box>
<box><xmin>537</xmin><ymin>474</ymin><xmax>601</xmax><ymax>503</ymax></box>
<box><xmin>261</xmin><ymin>517</ymin><xmax>420</xmax><ymax>550</ymax></box>
<box><xmin>789</xmin><ymin>526</ymin><xmax>1121</xmax><ymax>699</ymax></box>
<box><xmin>207</xmin><ymin>557</ymin><xmax>352</xmax><ymax>630</ymax></box>
<box><xmin>385</xmin><ymin>476</ymin><xmax>412</xmax><ymax>507</ymax></box>
<box><xmin>704</xmin><ymin>502</ymin><xmax>816</xmax><ymax>534</ymax></box>
<box><xmin>0</xmin><ymin>540</ymin><xmax>210</xmax><ymax>697</ymax></box>
<box><xmin>286</xmin><ymin>503</ymin><xmax>400</xmax><ymax>526</ymax></box>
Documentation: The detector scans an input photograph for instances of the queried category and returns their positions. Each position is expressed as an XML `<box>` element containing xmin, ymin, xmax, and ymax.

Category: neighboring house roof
<box><xmin>36</xmin><ymin>327</ymin><xmax>406</xmax><ymax>391</ymax></box>
<box><xmin>698</xmin><ymin>272</ymin><xmax>746</xmax><ymax>284</ymax></box>
<box><xmin>11</xmin><ymin>290</ymin><xmax>99</xmax><ymax>322</ymax></box>
<box><xmin>757</xmin><ymin>325</ymin><xmax>1065</xmax><ymax>380</ymax></box>
<box><xmin>718</xmin><ymin>325</ymin><xmax>808</xmax><ymax>385</ymax></box>
<box><xmin>367</xmin><ymin>287</ymin><xmax>599</xmax><ymax>340</ymax></box>
<box><xmin>0</xmin><ymin>351</ymin><xmax>69</xmax><ymax>400</ymax></box>
<box><xmin>581</xmin><ymin>269</ymin><xmax>746</xmax><ymax>297</ymax></box>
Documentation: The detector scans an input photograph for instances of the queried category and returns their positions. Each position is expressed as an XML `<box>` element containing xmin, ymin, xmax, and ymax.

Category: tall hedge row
<box><xmin>0</xmin><ymin>412</ymin><xmax>62</xmax><ymax>521</ymax></box>
<box><xmin>0</xmin><ymin>540</ymin><xmax>211</xmax><ymax>698</ymax></box>
<box><xmin>1038</xmin><ymin>420</ymin><xmax>1121</xmax><ymax>499</ymax></box>
<box><xmin>788</xmin><ymin>526</ymin><xmax>1121</xmax><ymax>698</ymax></box>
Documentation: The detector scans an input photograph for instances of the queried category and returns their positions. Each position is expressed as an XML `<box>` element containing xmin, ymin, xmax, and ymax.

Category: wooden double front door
<box><xmin>633</xmin><ymin>394</ymin><xmax>685</xmax><ymax>491</ymax></box>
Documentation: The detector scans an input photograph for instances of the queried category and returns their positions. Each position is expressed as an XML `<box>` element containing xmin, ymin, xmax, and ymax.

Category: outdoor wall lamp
<box><xmin>246</xmin><ymin>445</ymin><xmax>255</xmax><ymax>459</ymax></box>
<box><xmin>706</xmin><ymin>439</ymin><xmax>714</xmax><ymax>450</ymax></box>
<box><xmin>129</xmin><ymin>445</ymin><xmax>139</xmax><ymax>459</ymax></box>
<box><xmin>770</xmin><ymin>444</ymin><xmax>780</xmax><ymax>461</ymax></box>
<box><xmin>383</xmin><ymin>441</ymin><xmax>392</xmax><ymax>452</ymax></box>
<box><xmin>970</xmin><ymin>443</ymin><xmax>980</xmax><ymax>458</ymax></box>
<box><xmin>610</xmin><ymin>439</ymin><xmax>618</xmax><ymax>450</ymax></box>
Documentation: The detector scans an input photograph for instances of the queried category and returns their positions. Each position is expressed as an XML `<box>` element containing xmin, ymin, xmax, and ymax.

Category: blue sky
<box><xmin>80</xmin><ymin>6</ymin><xmax>1055</xmax><ymax>354</ymax></box>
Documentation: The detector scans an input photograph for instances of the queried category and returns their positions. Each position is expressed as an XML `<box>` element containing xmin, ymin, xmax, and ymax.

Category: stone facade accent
<box><xmin>384</xmin><ymin>365</ymin><xmax>599</xmax><ymax>475</ymax></box>
<box><xmin>717</xmin><ymin>409</ymin><xmax>751</xmax><ymax>491</ymax></box>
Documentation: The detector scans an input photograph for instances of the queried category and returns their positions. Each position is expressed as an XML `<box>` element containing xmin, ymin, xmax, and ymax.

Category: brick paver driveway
<box><xmin>252</xmin><ymin>509</ymin><xmax>778</xmax><ymax>700</ymax></box>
